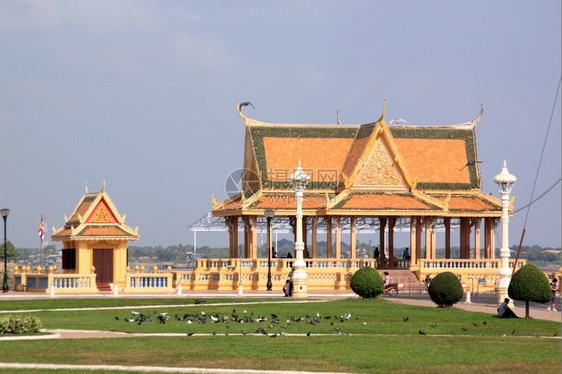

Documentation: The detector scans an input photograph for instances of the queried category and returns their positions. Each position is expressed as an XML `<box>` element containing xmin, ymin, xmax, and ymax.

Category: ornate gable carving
<box><xmin>87</xmin><ymin>198</ymin><xmax>118</xmax><ymax>223</ymax></box>
<box><xmin>354</xmin><ymin>139</ymin><xmax>405</xmax><ymax>188</ymax></box>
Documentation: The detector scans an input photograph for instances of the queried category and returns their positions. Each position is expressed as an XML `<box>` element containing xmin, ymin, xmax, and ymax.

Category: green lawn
<box><xmin>0</xmin><ymin>297</ymin><xmax>560</xmax><ymax>373</ymax></box>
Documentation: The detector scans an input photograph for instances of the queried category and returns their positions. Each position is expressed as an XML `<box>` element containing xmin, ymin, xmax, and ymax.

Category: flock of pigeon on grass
<box><xmin>111</xmin><ymin>300</ymin><xmax>558</xmax><ymax>338</ymax></box>
<box><xmin>114</xmin><ymin>301</ymin><xmax>372</xmax><ymax>337</ymax></box>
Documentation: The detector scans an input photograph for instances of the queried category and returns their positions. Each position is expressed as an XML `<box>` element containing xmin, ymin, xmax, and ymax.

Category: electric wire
<box><xmin>520</xmin><ymin>76</ymin><xmax>561</xmax><ymax>228</ymax></box>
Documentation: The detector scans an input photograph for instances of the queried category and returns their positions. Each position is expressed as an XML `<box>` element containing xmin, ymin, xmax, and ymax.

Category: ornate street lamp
<box><xmin>1</xmin><ymin>208</ymin><xmax>10</xmax><ymax>293</ymax></box>
<box><xmin>493</xmin><ymin>161</ymin><xmax>516</xmax><ymax>304</ymax></box>
<box><xmin>289</xmin><ymin>161</ymin><xmax>310</xmax><ymax>298</ymax></box>
<box><xmin>265</xmin><ymin>209</ymin><xmax>274</xmax><ymax>291</ymax></box>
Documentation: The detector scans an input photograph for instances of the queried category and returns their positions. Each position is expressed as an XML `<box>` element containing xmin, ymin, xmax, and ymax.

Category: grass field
<box><xmin>0</xmin><ymin>297</ymin><xmax>560</xmax><ymax>373</ymax></box>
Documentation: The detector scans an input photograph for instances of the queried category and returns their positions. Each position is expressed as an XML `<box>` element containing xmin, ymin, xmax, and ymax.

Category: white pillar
<box><xmin>290</xmin><ymin>162</ymin><xmax>309</xmax><ymax>298</ymax></box>
<box><xmin>494</xmin><ymin>161</ymin><xmax>516</xmax><ymax>304</ymax></box>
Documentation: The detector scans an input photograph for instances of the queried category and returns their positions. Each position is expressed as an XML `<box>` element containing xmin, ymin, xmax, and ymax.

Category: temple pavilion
<box><xmin>210</xmin><ymin>101</ymin><xmax>514</xmax><ymax>284</ymax></box>
<box><xmin>51</xmin><ymin>182</ymin><xmax>139</xmax><ymax>291</ymax></box>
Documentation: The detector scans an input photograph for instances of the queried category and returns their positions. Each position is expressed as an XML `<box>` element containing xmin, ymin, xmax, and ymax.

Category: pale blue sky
<box><xmin>1</xmin><ymin>1</ymin><xmax>560</xmax><ymax>249</ymax></box>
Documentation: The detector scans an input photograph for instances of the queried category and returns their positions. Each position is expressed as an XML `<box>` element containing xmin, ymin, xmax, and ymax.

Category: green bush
<box><xmin>0</xmin><ymin>315</ymin><xmax>42</xmax><ymax>334</ymax></box>
<box><xmin>350</xmin><ymin>266</ymin><xmax>384</xmax><ymax>298</ymax></box>
<box><xmin>508</xmin><ymin>263</ymin><xmax>552</xmax><ymax>318</ymax></box>
<box><xmin>428</xmin><ymin>271</ymin><xmax>464</xmax><ymax>307</ymax></box>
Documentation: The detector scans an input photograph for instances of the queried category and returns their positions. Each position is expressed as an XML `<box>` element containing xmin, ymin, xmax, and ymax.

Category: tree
<box><xmin>350</xmin><ymin>266</ymin><xmax>384</xmax><ymax>298</ymax></box>
<box><xmin>508</xmin><ymin>263</ymin><xmax>552</xmax><ymax>318</ymax></box>
<box><xmin>0</xmin><ymin>241</ymin><xmax>17</xmax><ymax>262</ymax></box>
<box><xmin>428</xmin><ymin>272</ymin><xmax>464</xmax><ymax>307</ymax></box>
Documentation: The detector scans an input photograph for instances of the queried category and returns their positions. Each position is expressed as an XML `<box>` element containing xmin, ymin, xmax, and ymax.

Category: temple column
<box><xmin>311</xmin><ymin>216</ymin><xmax>318</xmax><ymax>259</ymax></box>
<box><xmin>226</xmin><ymin>216</ymin><xmax>239</xmax><ymax>258</ymax></box>
<box><xmin>251</xmin><ymin>216</ymin><xmax>257</xmax><ymax>258</ymax></box>
<box><xmin>289</xmin><ymin>217</ymin><xmax>296</xmax><ymax>258</ymax></box>
<box><xmin>424</xmin><ymin>218</ymin><xmax>431</xmax><ymax>259</ymax></box>
<box><xmin>460</xmin><ymin>218</ymin><xmax>471</xmax><ymax>259</ymax></box>
<box><xmin>484</xmin><ymin>217</ymin><xmax>492</xmax><ymax>259</ymax></box>
<box><xmin>326</xmin><ymin>217</ymin><xmax>333</xmax><ymax>258</ymax></box>
<box><xmin>335</xmin><ymin>216</ymin><xmax>342</xmax><ymax>260</ymax></box>
<box><xmin>430</xmin><ymin>218</ymin><xmax>437</xmax><ymax>259</ymax></box>
<box><xmin>388</xmin><ymin>217</ymin><xmax>395</xmax><ymax>268</ymax></box>
<box><xmin>491</xmin><ymin>218</ymin><xmax>499</xmax><ymax>260</ymax></box>
<box><xmin>243</xmin><ymin>217</ymin><xmax>250</xmax><ymax>258</ymax></box>
<box><xmin>473</xmin><ymin>218</ymin><xmax>481</xmax><ymax>260</ymax></box>
<box><xmin>243</xmin><ymin>216</ymin><xmax>257</xmax><ymax>259</ymax></box>
<box><xmin>350</xmin><ymin>216</ymin><xmax>357</xmax><ymax>259</ymax></box>
<box><xmin>302</xmin><ymin>217</ymin><xmax>309</xmax><ymax>258</ymax></box>
<box><xmin>409</xmin><ymin>217</ymin><xmax>417</xmax><ymax>265</ymax></box>
<box><xmin>379</xmin><ymin>218</ymin><xmax>387</xmax><ymax>266</ymax></box>
<box><xmin>415</xmin><ymin>217</ymin><xmax>422</xmax><ymax>262</ymax></box>
<box><xmin>445</xmin><ymin>217</ymin><xmax>451</xmax><ymax>259</ymax></box>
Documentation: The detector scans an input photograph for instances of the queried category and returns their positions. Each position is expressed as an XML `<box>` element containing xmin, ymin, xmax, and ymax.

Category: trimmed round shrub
<box><xmin>350</xmin><ymin>266</ymin><xmax>384</xmax><ymax>298</ymax></box>
<box><xmin>508</xmin><ymin>263</ymin><xmax>552</xmax><ymax>304</ymax></box>
<box><xmin>428</xmin><ymin>271</ymin><xmax>464</xmax><ymax>307</ymax></box>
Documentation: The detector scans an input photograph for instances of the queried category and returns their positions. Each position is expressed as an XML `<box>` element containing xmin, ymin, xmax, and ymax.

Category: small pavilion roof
<box><xmin>52</xmin><ymin>184</ymin><xmax>139</xmax><ymax>241</ymax></box>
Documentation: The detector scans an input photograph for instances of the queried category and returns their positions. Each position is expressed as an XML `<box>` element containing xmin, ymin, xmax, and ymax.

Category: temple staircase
<box><xmin>382</xmin><ymin>269</ymin><xmax>424</xmax><ymax>294</ymax></box>
<box><xmin>96</xmin><ymin>283</ymin><xmax>112</xmax><ymax>292</ymax></box>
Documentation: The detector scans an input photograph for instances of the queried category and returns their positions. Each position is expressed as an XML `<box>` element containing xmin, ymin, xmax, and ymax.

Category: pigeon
<box><xmin>472</xmin><ymin>323</ymin><xmax>479</xmax><ymax>327</ymax></box>
<box><xmin>186</xmin><ymin>332</ymin><xmax>194</xmax><ymax>336</ymax></box>
<box><xmin>306</xmin><ymin>332</ymin><xmax>311</xmax><ymax>336</ymax></box>
<box><xmin>430</xmin><ymin>324</ymin><xmax>437</xmax><ymax>328</ymax></box>
<box><xmin>459</xmin><ymin>160</ymin><xmax>483</xmax><ymax>171</ymax></box>
<box><xmin>132</xmin><ymin>311</ymin><xmax>139</xmax><ymax>316</ymax></box>
<box><xmin>461</xmin><ymin>328</ymin><xmax>468</xmax><ymax>332</ymax></box>
<box><xmin>482</xmin><ymin>321</ymin><xmax>487</xmax><ymax>325</ymax></box>
<box><xmin>114</xmin><ymin>316</ymin><xmax>119</xmax><ymax>320</ymax></box>
<box><xmin>402</xmin><ymin>317</ymin><xmax>409</xmax><ymax>322</ymax></box>
<box><xmin>239</xmin><ymin>102</ymin><xmax>255</xmax><ymax>110</ymax></box>
<box><xmin>418</xmin><ymin>330</ymin><xmax>426</xmax><ymax>335</ymax></box>
<box><xmin>194</xmin><ymin>299</ymin><xmax>205</xmax><ymax>305</ymax></box>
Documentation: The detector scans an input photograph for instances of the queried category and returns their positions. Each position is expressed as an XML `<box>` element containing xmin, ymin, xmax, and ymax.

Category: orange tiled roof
<box><xmin>447</xmin><ymin>195</ymin><xmax>497</xmax><ymax>211</ymax></box>
<box><xmin>251</xmin><ymin>193</ymin><xmax>329</xmax><ymax>210</ymax></box>
<box><xmin>337</xmin><ymin>192</ymin><xmax>438</xmax><ymax>210</ymax></box>
<box><xmin>52</xmin><ymin>189</ymin><xmax>139</xmax><ymax>242</ymax></box>
<box><xmin>78</xmin><ymin>226</ymin><xmax>132</xmax><ymax>237</ymax></box>
<box><xmin>263</xmin><ymin>137</ymin><xmax>354</xmax><ymax>183</ymax></box>
<box><xmin>393</xmin><ymin>138</ymin><xmax>469</xmax><ymax>184</ymax></box>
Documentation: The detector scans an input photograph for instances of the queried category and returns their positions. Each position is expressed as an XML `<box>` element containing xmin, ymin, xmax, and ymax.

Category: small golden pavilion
<box><xmin>51</xmin><ymin>182</ymin><xmax>139</xmax><ymax>290</ymax></box>
<box><xmin>209</xmin><ymin>101</ymin><xmax>516</xmax><ymax>288</ymax></box>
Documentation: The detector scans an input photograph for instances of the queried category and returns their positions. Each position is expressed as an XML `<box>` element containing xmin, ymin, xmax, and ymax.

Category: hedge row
<box><xmin>0</xmin><ymin>315</ymin><xmax>42</xmax><ymax>334</ymax></box>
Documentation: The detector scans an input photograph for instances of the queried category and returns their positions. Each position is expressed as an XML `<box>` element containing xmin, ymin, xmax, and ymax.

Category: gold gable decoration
<box><xmin>87</xmin><ymin>199</ymin><xmax>118</xmax><ymax>223</ymax></box>
<box><xmin>354</xmin><ymin>139</ymin><xmax>405</xmax><ymax>188</ymax></box>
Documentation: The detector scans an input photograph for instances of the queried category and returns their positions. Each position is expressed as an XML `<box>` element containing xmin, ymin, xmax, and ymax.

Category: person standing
<box><xmin>548</xmin><ymin>278</ymin><xmax>558</xmax><ymax>312</ymax></box>
<box><xmin>374</xmin><ymin>247</ymin><xmax>379</xmax><ymax>259</ymax></box>
<box><xmin>283</xmin><ymin>280</ymin><xmax>290</xmax><ymax>297</ymax></box>
<box><xmin>403</xmin><ymin>247</ymin><xmax>410</xmax><ymax>260</ymax></box>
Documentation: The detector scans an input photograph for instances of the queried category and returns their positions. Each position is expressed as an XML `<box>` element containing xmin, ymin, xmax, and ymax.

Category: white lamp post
<box><xmin>493</xmin><ymin>161</ymin><xmax>516</xmax><ymax>304</ymax></box>
<box><xmin>1</xmin><ymin>208</ymin><xmax>10</xmax><ymax>293</ymax></box>
<box><xmin>289</xmin><ymin>161</ymin><xmax>309</xmax><ymax>298</ymax></box>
